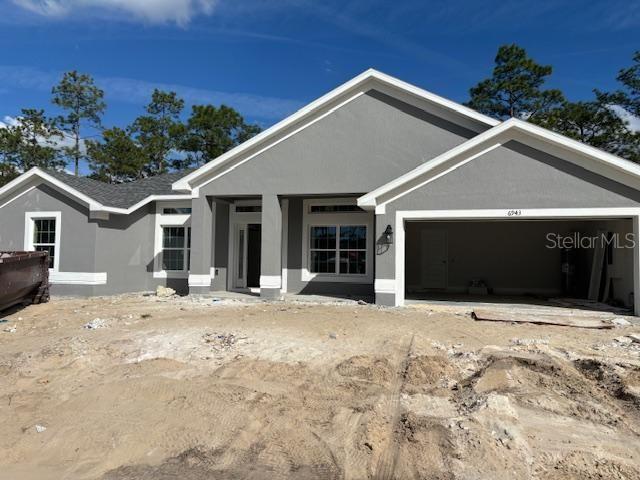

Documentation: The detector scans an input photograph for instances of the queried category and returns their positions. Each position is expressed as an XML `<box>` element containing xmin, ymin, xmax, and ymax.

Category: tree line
<box><xmin>0</xmin><ymin>44</ymin><xmax>638</xmax><ymax>188</ymax></box>
<box><xmin>0</xmin><ymin>72</ymin><xmax>260</xmax><ymax>186</ymax></box>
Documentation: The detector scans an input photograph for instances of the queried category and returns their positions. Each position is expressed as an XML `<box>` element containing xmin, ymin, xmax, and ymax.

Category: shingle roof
<box><xmin>44</xmin><ymin>170</ymin><xmax>192</xmax><ymax>209</ymax></box>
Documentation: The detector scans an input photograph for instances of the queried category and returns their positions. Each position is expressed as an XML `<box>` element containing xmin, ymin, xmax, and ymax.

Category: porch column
<box><xmin>634</xmin><ymin>215</ymin><xmax>640</xmax><ymax>315</ymax></box>
<box><xmin>189</xmin><ymin>195</ymin><xmax>213</xmax><ymax>294</ymax></box>
<box><xmin>374</xmin><ymin>211</ymin><xmax>398</xmax><ymax>307</ymax></box>
<box><xmin>260</xmin><ymin>193</ymin><xmax>282</xmax><ymax>299</ymax></box>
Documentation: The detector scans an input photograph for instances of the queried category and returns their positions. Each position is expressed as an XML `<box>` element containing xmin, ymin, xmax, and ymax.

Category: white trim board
<box><xmin>188</xmin><ymin>274</ymin><xmax>211</xmax><ymax>287</ymax></box>
<box><xmin>172</xmin><ymin>68</ymin><xmax>499</xmax><ymax>193</ymax></box>
<box><xmin>50</xmin><ymin>272</ymin><xmax>107</xmax><ymax>285</ymax></box>
<box><xmin>260</xmin><ymin>275</ymin><xmax>282</xmax><ymax>289</ymax></box>
<box><xmin>359</xmin><ymin>118</ymin><xmax>640</xmax><ymax>211</ymax></box>
<box><xmin>153</xmin><ymin>200</ymin><xmax>192</xmax><ymax>279</ymax></box>
<box><xmin>24</xmin><ymin>211</ymin><xmax>62</xmax><ymax>272</ymax></box>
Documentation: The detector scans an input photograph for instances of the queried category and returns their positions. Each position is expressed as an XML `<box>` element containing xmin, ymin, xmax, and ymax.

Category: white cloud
<box><xmin>611</xmin><ymin>105</ymin><xmax>640</xmax><ymax>132</ymax></box>
<box><xmin>0</xmin><ymin>65</ymin><xmax>302</xmax><ymax>121</ymax></box>
<box><xmin>11</xmin><ymin>0</ymin><xmax>218</xmax><ymax>26</ymax></box>
<box><xmin>0</xmin><ymin>114</ymin><xmax>87</xmax><ymax>154</ymax></box>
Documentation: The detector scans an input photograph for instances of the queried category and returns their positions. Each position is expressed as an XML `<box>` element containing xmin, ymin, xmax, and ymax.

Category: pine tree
<box><xmin>0</xmin><ymin>109</ymin><xmax>64</xmax><ymax>186</ymax></box>
<box><xmin>466</xmin><ymin>44</ymin><xmax>564</xmax><ymax>120</ymax></box>
<box><xmin>51</xmin><ymin>71</ymin><xmax>106</xmax><ymax>176</ymax></box>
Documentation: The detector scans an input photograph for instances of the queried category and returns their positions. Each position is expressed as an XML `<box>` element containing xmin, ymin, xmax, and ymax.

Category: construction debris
<box><xmin>471</xmin><ymin>308</ymin><xmax>614</xmax><ymax>329</ymax></box>
<box><xmin>83</xmin><ymin>318</ymin><xmax>108</xmax><ymax>329</ymax></box>
<box><xmin>510</xmin><ymin>338</ymin><xmax>549</xmax><ymax>346</ymax></box>
<box><xmin>156</xmin><ymin>286</ymin><xmax>176</xmax><ymax>297</ymax></box>
<box><xmin>612</xmin><ymin>317</ymin><xmax>632</xmax><ymax>328</ymax></box>
<box><xmin>202</xmin><ymin>332</ymin><xmax>247</xmax><ymax>350</ymax></box>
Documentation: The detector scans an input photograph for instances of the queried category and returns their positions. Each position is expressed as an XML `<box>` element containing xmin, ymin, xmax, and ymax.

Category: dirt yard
<box><xmin>1</xmin><ymin>293</ymin><xmax>640</xmax><ymax>480</ymax></box>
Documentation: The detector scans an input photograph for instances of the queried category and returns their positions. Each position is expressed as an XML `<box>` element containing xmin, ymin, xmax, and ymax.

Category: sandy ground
<box><xmin>1</xmin><ymin>293</ymin><xmax>640</xmax><ymax>480</ymax></box>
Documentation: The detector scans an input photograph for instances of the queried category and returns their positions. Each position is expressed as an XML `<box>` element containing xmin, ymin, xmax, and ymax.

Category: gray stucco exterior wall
<box><xmin>389</xmin><ymin>141</ymin><xmax>640</xmax><ymax>212</ymax></box>
<box><xmin>0</xmin><ymin>183</ymin><xmax>188</xmax><ymax>296</ymax></box>
<box><xmin>212</xmin><ymin>201</ymin><xmax>229</xmax><ymax>291</ymax></box>
<box><xmin>198</xmin><ymin>90</ymin><xmax>476</xmax><ymax>197</ymax></box>
<box><xmin>0</xmin><ymin>184</ymin><xmax>99</xmax><ymax>295</ymax></box>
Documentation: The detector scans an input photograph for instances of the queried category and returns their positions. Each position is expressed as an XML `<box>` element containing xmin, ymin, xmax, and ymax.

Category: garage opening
<box><xmin>404</xmin><ymin>219</ymin><xmax>635</xmax><ymax>310</ymax></box>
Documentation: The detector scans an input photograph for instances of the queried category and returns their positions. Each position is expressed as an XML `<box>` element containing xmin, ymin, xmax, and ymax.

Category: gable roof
<box><xmin>172</xmin><ymin>68</ymin><xmax>501</xmax><ymax>193</ymax></box>
<box><xmin>358</xmin><ymin>117</ymin><xmax>640</xmax><ymax>212</ymax></box>
<box><xmin>0</xmin><ymin>168</ymin><xmax>192</xmax><ymax>214</ymax></box>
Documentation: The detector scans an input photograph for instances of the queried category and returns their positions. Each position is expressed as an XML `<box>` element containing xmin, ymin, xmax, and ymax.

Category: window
<box><xmin>339</xmin><ymin>226</ymin><xmax>367</xmax><ymax>274</ymax></box>
<box><xmin>162</xmin><ymin>207</ymin><xmax>192</xmax><ymax>215</ymax></box>
<box><xmin>309</xmin><ymin>204</ymin><xmax>363</xmax><ymax>213</ymax></box>
<box><xmin>310</xmin><ymin>226</ymin><xmax>337</xmax><ymax>273</ymax></box>
<box><xmin>33</xmin><ymin>218</ymin><xmax>57</xmax><ymax>269</ymax></box>
<box><xmin>309</xmin><ymin>225</ymin><xmax>366</xmax><ymax>275</ymax></box>
<box><xmin>235</xmin><ymin>205</ymin><xmax>262</xmax><ymax>213</ymax></box>
<box><xmin>162</xmin><ymin>227</ymin><xmax>191</xmax><ymax>271</ymax></box>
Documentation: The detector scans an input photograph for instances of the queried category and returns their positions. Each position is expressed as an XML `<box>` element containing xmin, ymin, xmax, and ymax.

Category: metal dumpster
<box><xmin>0</xmin><ymin>251</ymin><xmax>50</xmax><ymax>312</ymax></box>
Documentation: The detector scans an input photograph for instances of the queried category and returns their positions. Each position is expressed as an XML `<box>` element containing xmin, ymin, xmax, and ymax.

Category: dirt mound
<box><xmin>466</xmin><ymin>353</ymin><xmax>634</xmax><ymax>426</ymax></box>
<box><xmin>403</xmin><ymin>355</ymin><xmax>457</xmax><ymax>393</ymax></box>
<box><xmin>574</xmin><ymin>358</ymin><xmax>640</xmax><ymax>409</ymax></box>
<box><xmin>103</xmin><ymin>446</ymin><xmax>341</xmax><ymax>480</ymax></box>
<box><xmin>336</xmin><ymin>355</ymin><xmax>392</xmax><ymax>384</ymax></box>
<box><xmin>537</xmin><ymin>451</ymin><xmax>640</xmax><ymax>480</ymax></box>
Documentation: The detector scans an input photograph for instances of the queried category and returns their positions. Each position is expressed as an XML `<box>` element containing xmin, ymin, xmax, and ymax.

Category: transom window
<box><xmin>33</xmin><ymin>218</ymin><xmax>57</xmax><ymax>269</ymax></box>
<box><xmin>309</xmin><ymin>204</ymin><xmax>364</xmax><ymax>213</ymax></box>
<box><xmin>309</xmin><ymin>225</ymin><xmax>366</xmax><ymax>275</ymax></box>
<box><xmin>162</xmin><ymin>207</ymin><xmax>192</xmax><ymax>215</ymax></box>
<box><xmin>162</xmin><ymin>226</ymin><xmax>191</xmax><ymax>271</ymax></box>
<box><xmin>235</xmin><ymin>205</ymin><xmax>262</xmax><ymax>213</ymax></box>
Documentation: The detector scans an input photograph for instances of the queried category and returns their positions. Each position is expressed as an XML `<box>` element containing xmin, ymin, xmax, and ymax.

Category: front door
<box><xmin>233</xmin><ymin>223</ymin><xmax>261</xmax><ymax>289</ymax></box>
<box><xmin>421</xmin><ymin>229</ymin><xmax>447</xmax><ymax>289</ymax></box>
<box><xmin>246</xmin><ymin>224</ymin><xmax>261</xmax><ymax>288</ymax></box>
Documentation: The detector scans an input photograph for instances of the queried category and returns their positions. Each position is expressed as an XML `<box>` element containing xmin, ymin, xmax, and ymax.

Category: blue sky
<box><xmin>0</xmin><ymin>0</ymin><xmax>638</xmax><ymax>173</ymax></box>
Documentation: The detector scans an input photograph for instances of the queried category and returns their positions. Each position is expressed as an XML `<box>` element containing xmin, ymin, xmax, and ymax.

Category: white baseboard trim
<box><xmin>374</xmin><ymin>278</ymin><xmax>396</xmax><ymax>294</ymax></box>
<box><xmin>260</xmin><ymin>275</ymin><xmax>281</xmax><ymax>289</ymax></box>
<box><xmin>153</xmin><ymin>271</ymin><xmax>188</xmax><ymax>279</ymax></box>
<box><xmin>188</xmin><ymin>274</ymin><xmax>211</xmax><ymax>287</ymax></box>
<box><xmin>50</xmin><ymin>271</ymin><xmax>107</xmax><ymax>285</ymax></box>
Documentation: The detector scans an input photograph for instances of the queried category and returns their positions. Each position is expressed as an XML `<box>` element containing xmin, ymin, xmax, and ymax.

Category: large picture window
<box><xmin>309</xmin><ymin>225</ymin><xmax>366</xmax><ymax>275</ymax></box>
<box><xmin>33</xmin><ymin>218</ymin><xmax>57</xmax><ymax>269</ymax></box>
<box><xmin>162</xmin><ymin>226</ymin><xmax>191</xmax><ymax>271</ymax></box>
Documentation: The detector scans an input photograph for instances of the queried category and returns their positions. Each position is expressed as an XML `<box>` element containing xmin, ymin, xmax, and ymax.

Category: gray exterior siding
<box><xmin>0</xmin><ymin>184</ymin><xmax>186</xmax><ymax>296</ymax></box>
<box><xmin>211</xmin><ymin>202</ymin><xmax>229</xmax><ymax>291</ymax></box>
<box><xmin>0</xmin><ymin>184</ymin><xmax>99</xmax><ymax>295</ymax></box>
<box><xmin>389</xmin><ymin>141</ymin><xmax>640</xmax><ymax>212</ymax></box>
<box><xmin>199</xmin><ymin>90</ymin><xmax>477</xmax><ymax>197</ymax></box>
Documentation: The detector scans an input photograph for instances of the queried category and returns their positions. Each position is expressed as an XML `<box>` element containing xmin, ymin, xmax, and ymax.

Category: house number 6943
<box><xmin>507</xmin><ymin>209</ymin><xmax>522</xmax><ymax>217</ymax></box>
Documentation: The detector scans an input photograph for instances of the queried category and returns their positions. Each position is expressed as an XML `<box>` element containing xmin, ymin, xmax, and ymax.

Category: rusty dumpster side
<box><xmin>0</xmin><ymin>251</ymin><xmax>50</xmax><ymax>312</ymax></box>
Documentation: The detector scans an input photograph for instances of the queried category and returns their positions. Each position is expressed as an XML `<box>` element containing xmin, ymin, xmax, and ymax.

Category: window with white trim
<box><xmin>162</xmin><ymin>226</ymin><xmax>191</xmax><ymax>271</ymax></box>
<box><xmin>301</xmin><ymin>199</ymin><xmax>373</xmax><ymax>283</ymax></box>
<box><xmin>309</xmin><ymin>225</ymin><xmax>367</xmax><ymax>275</ymax></box>
<box><xmin>32</xmin><ymin>218</ymin><xmax>57</xmax><ymax>269</ymax></box>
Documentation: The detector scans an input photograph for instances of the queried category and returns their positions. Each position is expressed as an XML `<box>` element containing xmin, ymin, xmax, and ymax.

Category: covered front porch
<box><xmin>186</xmin><ymin>194</ymin><xmax>376</xmax><ymax>300</ymax></box>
